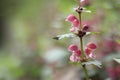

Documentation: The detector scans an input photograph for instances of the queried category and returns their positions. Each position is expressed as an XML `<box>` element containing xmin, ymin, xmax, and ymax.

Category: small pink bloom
<box><xmin>89</xmin><ymin>53</ymin><xmax>96</xmax><ymax>59</ymax></box>
<box><xmin>66</xmin><ymin>14</ymin><xmax>77</xmax><ymax>22</ymax></box>
<box><xmin>85</xmin><ymin>47</ymin><xmax>92</xmax><ymax>56</ymax></box>
<box><xmin>70</xmin><ymin>26</ymin><xmax>75</xmax><ymax>32</ymax></box>
<box><xmin>86</xmin><ymin>42</ymin><xmax>97</xmax><ymax>49</ymax></box>
<box><xmin>74</xmin><ymin>50</ymin><xmax>81</xmax><ymax>57</ymax></box>
<box><xmin>72</xmin><ymin>19</ymin><xmax>79</xmax><ymax>27</ymax></box>
<box><xmin>70</xmin><ymin>53</ymin><xmax>80</xmax><ymax>62</ymax></box>
<box><xmin>68</xmin><ymin>44</ymin><xmax>78</xmax><ymax>52</ymax></box>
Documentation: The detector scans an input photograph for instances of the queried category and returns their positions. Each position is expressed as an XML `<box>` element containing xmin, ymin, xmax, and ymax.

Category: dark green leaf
<box><xmin>86</xmin><ymin>32</ymin><xmax>100</xmax><ymax>36</ymax></box>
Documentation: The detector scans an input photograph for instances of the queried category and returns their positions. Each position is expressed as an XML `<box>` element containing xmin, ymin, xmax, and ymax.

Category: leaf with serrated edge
<box><xmin>82</xmin><ymin>60</ymin><xmax>102</xmax><ymax>68</ymax></box>
<box><xmin>113</xmin><ymin>58</ymin><xmax>120</xmax><ymax>64</ymax></box>
<box><xmin>53</xmin><ymin>33</ymin><xmax>77</xmax><ymax>40</ymax></box>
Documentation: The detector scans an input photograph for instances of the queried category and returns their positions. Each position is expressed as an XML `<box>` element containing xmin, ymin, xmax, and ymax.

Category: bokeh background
<box><xmin>0</xmin><ymin>0</ymin><xmax>120</xmax><ymax>80</ymax></box>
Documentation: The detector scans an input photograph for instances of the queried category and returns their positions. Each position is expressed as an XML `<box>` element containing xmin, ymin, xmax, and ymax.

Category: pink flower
<box><xmin>70</xmin><ymin>53</ymin><xmax>80</xmax><ymax>62</ymax></box>
<box><xmin>72</xmin><ymin>19</ymin><xmax>79</xmax><ymax>27</ymax></box>
<box><xmin>68</xmin><ymin>44</ymin><xmax>78</xmax><ymax>52</ymax></box>
<box><xmin>85</xmin><ymin>47</ymin><xmax>92</xmax><ymax>56</ymax></box>
<box><xmin>84</xmin><ymin>42</ymin><xmax>97</xmax><ymax>59</ymax></box>
<box><xmin>86</xmin><ymin>42</ymin><xmax>97</xmax><ymax>49</ymax></box>
<box><xmin>70</xmin><ymin>26</ymin><xmax>75</xmax><ymax>32</ymax></box>
<box><xmin>66</xmin><ymin>14</ymin><xmax>80</xmax><ymax>32</ymax></box>
<box><xmin>66</xmin><ymin>14</ymin><xmax>77</xmax><ymax>22</ymax></box>
<box><xmin>89</xmin><ymin>53</ymin><xmax>96</xmax><ymax>59</ymax></box>
<box><xmin>74</xmin><ymin>50</ymin><xmax>81</xmax><ymax>57</ymax></box>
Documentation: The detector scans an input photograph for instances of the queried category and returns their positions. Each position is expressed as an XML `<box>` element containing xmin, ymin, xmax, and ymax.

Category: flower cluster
<box><xmin>66</xmin><ymin>14</ymin><xmax>79</xmax><ymax>32</ymax></box>
<box><xmin>66</xmin><ymin>14</ymin><xmax>92</xmax><ymax>33</ymax></box>
<box><xmin>68</xmin><ymin>42</ymin><xmax>97</xmax><ymax>62</ymax></box>
<box><xmin>65</xmin><ymin>7</ymin><xmax>97</xmax><ymax>62</ymax></box>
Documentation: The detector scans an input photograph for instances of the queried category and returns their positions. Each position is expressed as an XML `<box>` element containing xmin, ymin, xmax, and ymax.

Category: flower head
<box><xmin>66</xmin><ymin>14</ymin><xmax>77</xmax><ymax>22</ymax></box>
<box><xmin>86</xmin><ymin>42</ymin><xmax>97</xmax><ymax>49</ymax></box>
<box><xmin>66</xmin><ymin>14</ymin><xmax>79</xmax><ymax>32</ymax></box>
<box><xmin>70</xmin><ymin>53</ymin><xmax>80</xmax><ymax>62</ymax></box>
<box><xmin>68</xmin><ymin>44</ymin><xmax>78</xmax><ymax>52</ymax></box>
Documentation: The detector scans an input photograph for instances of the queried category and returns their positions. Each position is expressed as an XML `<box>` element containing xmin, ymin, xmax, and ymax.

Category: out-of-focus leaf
<box><xmin>53</xmin><ymin>33</ymin><xmax>77</xmax><ymax>40</ymax></box>
<box><xmin>82</xmin><ymin>60</ymin><xmax>102</xmax><ymax>68</ymax></box>
<box><xmin>113</xmin><ymin>58</ymin><xmax>120</xmax><ymax>63</ymax></box>
<box><xmin>86</xmin><ymin>32</ymin><xmax>100</xmax><ymax>36</ymax></box>
<box><xmin>83</xmin><ymin>10</ymin><xmax>92</xmax><ymax>13</ymax></box>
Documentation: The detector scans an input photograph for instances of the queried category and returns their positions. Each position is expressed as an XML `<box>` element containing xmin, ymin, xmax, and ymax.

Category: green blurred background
<box><xmin>0</xmin><ymin>0</ymin><xmax>120</xmax><ymax>80</ymax></box>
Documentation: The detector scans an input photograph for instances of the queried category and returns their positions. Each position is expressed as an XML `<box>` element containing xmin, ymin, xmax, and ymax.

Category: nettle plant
<box><xmin>54</xmin><ymin>0</ymin><xmax>102</xmax><ymax>80</ymax></box>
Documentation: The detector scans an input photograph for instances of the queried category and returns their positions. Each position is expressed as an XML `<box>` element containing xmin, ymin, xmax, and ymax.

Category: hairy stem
<box><xmin>78</xmin><ymin>1</ymin><xmax>90</xmax><ymax>80</ymax></box>
<box><xmin>78</xmin><ymin>12</ymin><xmax>82</xmax><ymax>30</ymax></box>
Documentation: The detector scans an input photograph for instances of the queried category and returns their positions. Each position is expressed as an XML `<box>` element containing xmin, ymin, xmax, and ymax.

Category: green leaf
<box><xmin>82</xmin><ymin>60</ymin><xmax>102</xmax><ymax>68</ymax></box>
<box><xmin>86</xmin><ymin>32</ymin><xmax>100</xmax><ymax>36</ymax></box>
<box><xmin>53</xmin><ymin>33</ymin><xmax>77</xmax><ymax>40</ymax></box>
<box><xmin>113</xmin><ymin>58</ymin><xmax>120</xmax><ymax>63</ymax></box>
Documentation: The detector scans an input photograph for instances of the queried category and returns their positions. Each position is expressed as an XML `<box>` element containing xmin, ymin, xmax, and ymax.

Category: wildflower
<box><xmin>66</xmin><ymin>14</ymin><xmax>77</xmax><ymax>22</ymax></box>
<box><xmin>70</xmin><ymin>53</ymin><xmax>80</xmax><ymax>62</ymax></box>
<box><xmin>68</xmin><ymin>44</ymin><xmax>78</xmax><ymax>52</ymax></box>
<box><xmin>85</xmin><ymin>47</ymin><xmax>92</xmax><ymax>56</ymax></box>
<box><xmin>86</xmin><ymin>42</ymin><xmax>97</xmax><ymax>49</ymax></box>
<box><xmin>66</xmin><ymin>14</ymin><xmax>79</xmax><ymax>32</ymax></box>
<box><xmin>74</xmin><ymin>50</ymin><xmax>81</xmax><ymax>57</ymax></box>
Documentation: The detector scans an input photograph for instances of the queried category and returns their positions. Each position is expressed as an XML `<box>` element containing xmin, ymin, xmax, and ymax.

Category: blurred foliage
<box><xmin>0</xmin><ymin>0</ymin><xmax>120</xmax><ymax>80</ymax></box>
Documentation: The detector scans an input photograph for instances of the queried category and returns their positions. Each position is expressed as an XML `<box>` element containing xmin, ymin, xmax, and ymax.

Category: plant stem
<box><xmin>82</xmin><ymin>65</ymin><xmax>90</xmax><ymax>80</ymax></box>
<box><xmin>80</xmin><ymin>37</ymin><xmax>85</xmax><ymax>58</ymax></box>
<box><xmin>78</xmin><ymin>12</ymin><xmax>82</xmax><ymax>30</ymax></box>
<box><xmin>80</xmin><ymin>36</ymin><xmax>90</xmax><ymax>80</ymax></box>
<box><xmin>78</xmin><ymin>1</ymin><xmax>90</xmax><ymax>80</ymax></box>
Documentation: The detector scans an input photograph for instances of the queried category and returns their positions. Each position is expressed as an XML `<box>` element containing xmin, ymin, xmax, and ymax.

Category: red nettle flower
<box><xmin>68</xmin><ymin>42</ymin><xmax>97</xmax><ymax>62</ymax></box>
<box><xmin>86</xmin><ymin>42</ymin><xmax>97</xmax><ymax>49</ymax></box>
<box><xmin>68</xmin><ymin>44</ymin><xmax>81</xmax><ymax>62</ymax></box>
<box><xmin>66</xmin><ymin>14</ymin><xmax>79</xmax><ymax>32</ymax></box>
<box><xmin>68</xmin><ymin>44</ymin><xmax>78</xmax><ymax>52</ymax></box>
<box><xmin>85</xmin><ymin>47</ymin><xmax>92</xmax><ymax>56</ymax></box>
<box><xmin>72</xmin><ymin>19</ymin><xmax>79</xmax><ymax>27</ymax></box>
<box><xmin>70</xmin><ymin>53</ymin><xmax>80</xmax><ymax>62</ymax></box>
<box><xmin>65</xmin><ymin>14</ymin><xmax>77</xmax><ymax>22</ymax></box>
<box><xmin>74</xmin><ymin>50</ymin><xmax>81</xmax><ymax>57</ymax></box>
<box><xmin>84</xmin><ymin>43</ymin><xmax>97</xmax><ymax>59</ymax></box>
